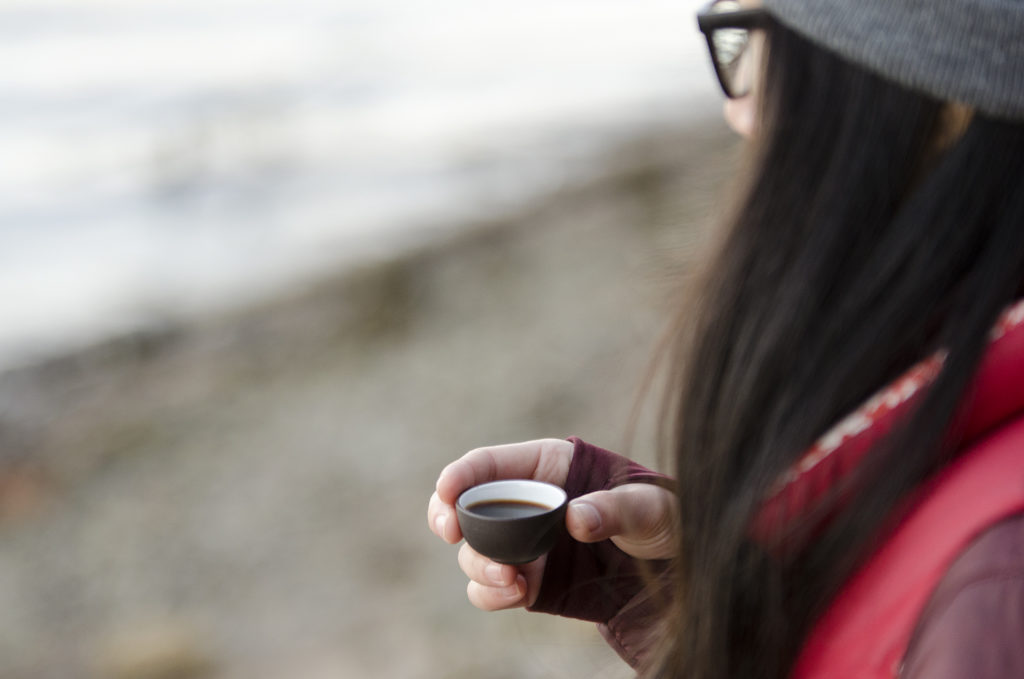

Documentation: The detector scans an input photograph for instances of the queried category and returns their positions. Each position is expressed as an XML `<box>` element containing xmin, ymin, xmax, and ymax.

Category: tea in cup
<box><xmin>455</xmin><ymin>480</ymin><xmax>567</xmax><ymax>564</ymax></box>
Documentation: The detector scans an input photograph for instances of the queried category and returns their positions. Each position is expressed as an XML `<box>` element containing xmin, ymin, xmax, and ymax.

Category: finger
<box><xmin>517</xmin><ymin>556</ymin><xmax>547</xmax><ymax>608</ymax></box>
<box><xmin>458</xmin><ymin>543</ymin><xmax>517</xmax><ymax>587</ymax></box>
<box><xmin>435</xmin><ymin>439</ymin><xmax>573</xmax><ymax>505</ymax></box>
<box><xmin>566</xmin><ymin>484</ymin><xmax>677</xmax><ymax>560</ymax></box>
<box><xmin>427</xmin><ymin>491</ymin><xmax>462</xmax><ymax>544</ymax></box>
<box><xmin>466</xmin><ymin>576</ymin><xmax>529</xmax><ymax>612</ymax></box>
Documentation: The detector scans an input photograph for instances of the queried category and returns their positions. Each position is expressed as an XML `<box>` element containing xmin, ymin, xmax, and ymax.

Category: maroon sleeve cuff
<box><xmin>599</xmin><ymin>576</ymin><xmax>674</xmax><ymax>672</ymax></box>
<box><xmin>526</xmin><ymin>437</ymin><xmax>674</xmax><ymax>623</ymax></box>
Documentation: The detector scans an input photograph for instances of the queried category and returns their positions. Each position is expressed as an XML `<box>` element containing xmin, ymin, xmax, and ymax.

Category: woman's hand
<box><xmin>427</xmin><ymin>439</ymin><xmax>677</xmax><ymax>612</ymax></box>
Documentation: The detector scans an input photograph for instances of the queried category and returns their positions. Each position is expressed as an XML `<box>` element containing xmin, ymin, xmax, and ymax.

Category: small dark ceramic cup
<box><xmin>456</xmin><ymin>480</ymin><xmax>568</xmax><ymax>565</ymax></box>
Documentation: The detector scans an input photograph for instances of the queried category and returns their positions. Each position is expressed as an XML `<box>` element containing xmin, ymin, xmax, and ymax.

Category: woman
<box><xmin>427</xmin><ymin>0</ymin><xmax>1024</xmax><ymax>676</ymax></box>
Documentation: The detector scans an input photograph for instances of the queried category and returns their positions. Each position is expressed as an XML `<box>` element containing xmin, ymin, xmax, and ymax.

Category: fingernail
<box><xmin>486</xmin><ymin>563</ymin><xmax>510</xmax><ymax>586</ymax></box>
<box><xmin>435</xmin><ymin>514</ymin><xmax>447</xmax><ymax>540</ymax></box>
<box><xmin>505</xmin><ymin>576</ymin><xmax>527</xmax><ymax>600</ymax></box>
<box><xmin>570</xmin><ymin>501</ymin><xmax>602</xmax><ymax>535</ymax></box>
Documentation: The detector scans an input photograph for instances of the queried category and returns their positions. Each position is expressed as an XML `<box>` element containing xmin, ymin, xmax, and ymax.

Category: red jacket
<box><xmin>532</xmin><ymin>301</ymin><xmax>1024</xmax><ymax>677</ymax></box>
<box><xmin>793</xmin><ymin>301</ymin><xmax>1024</xmax><ymax>678</ymax></box>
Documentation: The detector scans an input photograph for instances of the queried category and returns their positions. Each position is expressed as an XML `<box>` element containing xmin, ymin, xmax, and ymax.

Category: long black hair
<box><xmin>652</xmin><ymin>17</ymin><xmax>1024</xmax><ymax>679</ymax></box>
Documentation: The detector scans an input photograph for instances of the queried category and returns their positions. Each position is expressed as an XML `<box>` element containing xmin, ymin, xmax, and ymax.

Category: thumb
<box><xmin>566</xmin><ymin>484</ymin><xmax>677</xmax><ymax>560</ymax></box>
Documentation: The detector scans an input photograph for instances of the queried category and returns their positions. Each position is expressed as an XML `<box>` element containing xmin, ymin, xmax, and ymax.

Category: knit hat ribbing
<box><xmin>762</xmin><ymin>0</ymin><xmax>1024</xmax><ymax>120</ymax></box>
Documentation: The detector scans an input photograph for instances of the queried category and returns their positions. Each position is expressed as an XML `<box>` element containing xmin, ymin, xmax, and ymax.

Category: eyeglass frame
<box><xmin>696</xmin><ymin>1</ymin><xmax>771</xmax><ymax>99</ymax></box>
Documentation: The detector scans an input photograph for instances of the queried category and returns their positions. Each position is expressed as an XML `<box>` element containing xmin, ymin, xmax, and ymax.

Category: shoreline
<box><xmin>0</xmin><ymin>113</ymin><xmax>737</xmax><ymax>489</ymax></box>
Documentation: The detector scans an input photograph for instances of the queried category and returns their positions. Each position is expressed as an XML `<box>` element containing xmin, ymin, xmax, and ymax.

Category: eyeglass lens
<box><xmin>708</xmin><ymin>1</ymin><xmax>755</xmax><ymax>98</ymax></box>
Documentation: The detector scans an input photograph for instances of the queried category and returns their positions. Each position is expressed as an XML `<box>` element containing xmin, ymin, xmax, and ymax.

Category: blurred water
<box><xmin>0</xmin><ymin>0</ymin><xmax>718</xmax><ymax>369</ymax></box>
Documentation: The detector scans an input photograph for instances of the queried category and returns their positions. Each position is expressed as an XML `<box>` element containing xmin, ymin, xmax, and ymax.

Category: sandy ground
<box><xmin>0</xmin><ymin>117</ymin><xmax>738</xmax><ymax>679</ymax></box>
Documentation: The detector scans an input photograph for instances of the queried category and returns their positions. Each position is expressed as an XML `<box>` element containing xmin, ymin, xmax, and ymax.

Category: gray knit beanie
<box><xmin>762</xmin><ymin>0</ymin><xmax>1024</xmax><ymax>120</ymax></box>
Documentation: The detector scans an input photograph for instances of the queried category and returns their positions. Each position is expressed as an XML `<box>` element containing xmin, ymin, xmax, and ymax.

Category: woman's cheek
<box><xmin>724</xmin><ymin>95</ymin><xmax>756</xmax><ymax>139</ymax></box>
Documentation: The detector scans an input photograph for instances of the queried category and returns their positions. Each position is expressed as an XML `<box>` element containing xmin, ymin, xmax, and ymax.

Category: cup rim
<box><xmin>456</xmin><ymin>480</ymin><xmax>567</xmax><ymax>517</ymax></box>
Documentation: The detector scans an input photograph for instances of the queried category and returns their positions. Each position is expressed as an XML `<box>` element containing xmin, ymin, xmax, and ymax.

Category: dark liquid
<box><xmin>466</xmin><ymin>499</ymin><xmax>551</xmax><ymax>519</ymax></box>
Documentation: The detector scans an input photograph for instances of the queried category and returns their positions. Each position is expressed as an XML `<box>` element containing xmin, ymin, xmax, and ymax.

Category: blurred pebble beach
<box><xmin>1</xmin><ymin>117</ymin><xmax>738</xmax><ymax>679</ymax></box>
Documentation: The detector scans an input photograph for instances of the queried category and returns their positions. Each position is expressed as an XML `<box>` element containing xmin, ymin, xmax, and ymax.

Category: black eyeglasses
<box><xmin>697</xmin><ymin>0</ymin><xmax>770</xmax><ymax>99</ymax></box>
